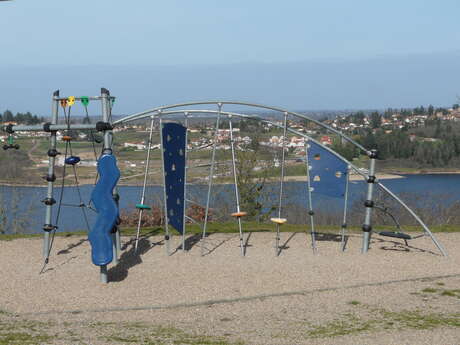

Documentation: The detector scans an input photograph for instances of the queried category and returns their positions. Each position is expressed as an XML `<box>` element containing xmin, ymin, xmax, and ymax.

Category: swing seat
<box><xmin>136</xmin><ymin>203</ymin><xmax>151</xmax><ymax>210</ymax></box>
<box><xmin>65</xmin><ymin>156</ymin><xmax>81</xmax><ymax>165</ymax></box>
<box><xmin>231</xmin><ymin>211</ymin><xmax>247</xmax><ymax>217</ymax></box>
<box><xmin>270</xmin><ymin>217</ymin><xmax>287</xmax><ymax>225</ymax></box>
<box><xmin>62</xmin><ymin>135</ymin><xmax>72</xmax><ymax>141</ymax></box>
<box><xmin>379</xmin><ymin>231</ymin><xmax>412</xmax><ymax>240</ymax></box>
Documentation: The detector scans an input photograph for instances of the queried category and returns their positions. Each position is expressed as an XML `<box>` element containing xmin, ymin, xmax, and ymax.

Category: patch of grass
<box><xmin>440</xmin><ymin>289</ymin><xmax>460</xmax><ymax>298</ymax></box>
<box><xmin>305</xmin><ymin>307</ymin><xmax>460</xmax><ymax>339</ymax></box>
<box><xmin>307</xmin><ymin>314</ymin><xmax>378</xmax><ymax>338</ymax></box>
<box><xmin>0</xmin><ymin>332</ymin><xmax>53</xmax><ymax>345</ymax></box>
<box><xmin>421</xmin><ymin>288</ymin><xmax>438</xmax><ymax>293</ymax></box>
<box><xmin>347</xmin><ymin>300</ymin><xmax>361</xmax><ymax>306</ymax></box>
<box><xmin>104</xmin><ymin>324</ymin><xmax>244</xmax><ymax>345</ymax></box>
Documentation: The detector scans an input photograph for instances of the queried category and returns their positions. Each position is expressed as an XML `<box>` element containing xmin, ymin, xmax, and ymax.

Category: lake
<box><xmin>0</xmin><ymin>174</ymin><xmax>458</xmax><ymax>234</ymax></box>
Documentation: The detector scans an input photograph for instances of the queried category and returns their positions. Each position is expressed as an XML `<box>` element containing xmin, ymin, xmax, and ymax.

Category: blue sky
<box><xmin>1</xmin><ymin>1</ymin><xmax>459</xmax><ymax>112</ymax></box>
<box><xmin>2</xmin><ymin>0</ymin><xmax>459</xmax><ymax>65</ymax></box>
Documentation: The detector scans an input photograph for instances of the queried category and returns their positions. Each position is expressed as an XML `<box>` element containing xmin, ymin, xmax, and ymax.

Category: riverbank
<box><xmin>0</xmin><ymin>232</ymin><xmax>459</xmax><ymax>344</ymax></box>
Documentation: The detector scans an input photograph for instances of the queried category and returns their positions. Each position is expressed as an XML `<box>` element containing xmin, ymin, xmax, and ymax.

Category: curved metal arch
<box><xmin>124</xmin><ymin>108</ymin><xmax>447</xmax><ymax>256</ymax></box>
<box><xmin>114</xmin><ymin>101</ymin><xmax>369</xmax><ymax>154</ymax></box>
<box><xmin>143</xmin><ymin>108</ymin><xmax>365</xmax><ymax>178</ymax></box>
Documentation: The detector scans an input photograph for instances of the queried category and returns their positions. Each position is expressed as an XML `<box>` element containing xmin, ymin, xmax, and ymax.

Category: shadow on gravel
<box><xmin>57</xmin><ymin>239</ymin><xmax>87</xmax><ymax>255</ymax></box>
<box><xmin>374</xmin><ymin>237</ymin><xmax>439</xmax><ymax>256</ymax></box>
<box><xmin>315</xmin><ymin>232</ymin><xmax>343</xmax><ymax>242</ymax></box>
<box><xmin>278</xmin><ymin>232</ymin><xmax>297</xmax><ymax>253</ymax></box>
<box><xmin>171</xmin><ymin>233</ymin><xmax>203</xmax><ymax>254</ymax></box>
<box><xmin>108</xmin><ymin>238</ymin><xmax>153</xmax><ymax>282</ymax></box>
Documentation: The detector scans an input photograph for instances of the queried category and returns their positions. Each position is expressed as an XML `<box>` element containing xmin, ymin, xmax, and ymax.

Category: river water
<box><xmin>0</xmin><ymin>174</ymin><xmax>458</xmax><ymax>234</ymax></box>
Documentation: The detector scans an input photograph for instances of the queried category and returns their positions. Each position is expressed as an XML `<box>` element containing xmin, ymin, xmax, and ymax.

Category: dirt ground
<box><xmin>0</xmin><ymin>231</ymin><xmax>459</xmax><ymax>344</ymax></box>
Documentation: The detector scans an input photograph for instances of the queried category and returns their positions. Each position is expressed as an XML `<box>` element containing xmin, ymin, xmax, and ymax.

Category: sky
<box><xmin>1</xmin><ymin>0</ymin><xmax>459</xmax><ymax>113</ymax></box>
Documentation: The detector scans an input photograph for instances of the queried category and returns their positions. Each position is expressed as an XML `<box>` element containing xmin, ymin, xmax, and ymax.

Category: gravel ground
<box><xmin>1</xmin><ymin>231</ymin><xmax>459</xmax><ymax>344</ymax></box>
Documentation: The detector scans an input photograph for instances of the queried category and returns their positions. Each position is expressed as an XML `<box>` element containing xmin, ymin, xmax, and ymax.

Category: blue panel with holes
<box><xmin>307</xmin><ymin>141</ymin><xmax>348</xmax><ymax>198</ymax></box>
<box><xmin>162</xmin><ymin>123</ymin><xmax>186</xmax><ymax>234</ymax></box>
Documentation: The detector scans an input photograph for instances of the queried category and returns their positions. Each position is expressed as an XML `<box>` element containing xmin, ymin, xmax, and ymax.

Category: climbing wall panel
<box><xmin>307</xmin><ymin>141</ymin><xmax>348</xmax><ymax>198</ymax></box>
<box><xmin>162</xmin><ymin>123</ymin><xmax>186</xmax><ymax>234</ymax></box>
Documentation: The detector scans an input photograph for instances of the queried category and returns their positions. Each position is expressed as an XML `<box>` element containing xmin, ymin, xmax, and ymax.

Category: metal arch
<box><xmin>113</xmin><ymin>101</ymin><xmax>369</xmax><ymax>154</ymax></box>
<box><xmin>126</xmin><ymin>108</ymin><xmax>446</xmax><ymax>256</ymax></box>
<box><xmin>131</xmin><ymin>108</ymin><xmax>366</xmax><ymax>178</ymax></box>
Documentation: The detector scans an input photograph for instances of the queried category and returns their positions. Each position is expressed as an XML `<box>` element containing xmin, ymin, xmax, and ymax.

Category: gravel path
<box><xmin>1</xmin><ymin>231</ymin><xmax>459</xmax><ymax>344</ymax></box>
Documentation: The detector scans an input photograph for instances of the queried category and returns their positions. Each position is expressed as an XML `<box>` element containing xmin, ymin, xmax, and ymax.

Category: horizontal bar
<box><xmin>53</xmin><ymin>96</ymin><xmax>116</xmax><ymax>101</ymax></box>
<box><xmin>7</xmin><ymin>124</ymin><xmax>98</xmax><ymax>132</ymax></box>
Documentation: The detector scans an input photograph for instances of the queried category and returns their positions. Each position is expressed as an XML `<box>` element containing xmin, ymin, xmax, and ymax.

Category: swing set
<box><xmin>1</xmin><ymin>92</ymin><xmax>448</xmax><ymax>283</ymax></box>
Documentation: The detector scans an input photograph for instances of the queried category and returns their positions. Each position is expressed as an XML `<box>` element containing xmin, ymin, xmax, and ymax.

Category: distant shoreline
<box><xmin>2</xmin><ymin>171</ymin><xmax>460</xmax><ymax>187</ymax></box>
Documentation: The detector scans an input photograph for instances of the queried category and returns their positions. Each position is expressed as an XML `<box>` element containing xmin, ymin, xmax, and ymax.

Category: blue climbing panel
<box><xmin>88</xmin><ymin>154</ymin><xmax>120</xmax><ymax>266</ymax></box>
<box><xmin>307</xmin><ymin>141</ymin><xmax>348</xmax><ymax>198</ymax></box>
<box><xmin>162</xmin><ymin>123</ymin><xmax>186</xmax><ymax>234</ymax></box>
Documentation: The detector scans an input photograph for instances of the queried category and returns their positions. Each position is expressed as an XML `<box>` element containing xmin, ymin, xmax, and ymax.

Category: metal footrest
<box><xmin>136</xmin><ymin>204</ymin><xmax>151</xmax><ymax>210</ymax></box>
<box><xmin>270</xmin><ymin>217</ymin><xmax>287</xmax><ymax>225</ymax></box>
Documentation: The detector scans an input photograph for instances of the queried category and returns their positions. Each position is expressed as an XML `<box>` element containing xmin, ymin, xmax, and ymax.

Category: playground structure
<box><xmin>1</xmin><ymin>88</ymin><xmax>448</xmax><ymax>283</ymax></box>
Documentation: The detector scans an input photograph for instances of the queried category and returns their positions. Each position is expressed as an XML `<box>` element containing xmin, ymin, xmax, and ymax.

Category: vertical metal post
<box><xmin>304</xmin><ymin>141</ymin><xmax>317</xmax><ymax>251</ymax></box>
<box><xmin>159</xmin><ymin>115</ymin><xmax>171</xmax><ymax>255</ymax></box>
<box><xmin>229</xmin><ymin>114</ymin><xmax>245</xmax><ymax>256</ymax></box>
<box><xmin>275</xmin><ymin>112</ymin><xmax>288</xmax><ymax>256</ymax></box>
<box><xmin>362</xmin><ymin>149</ymin><xmax>378</xmax><ymax>253</ymax></box>
<box><xmin>340</xmin><ymin>167</ymin><xmax>350</xmax><ymax>251</ymax></box>
<box><xmin>201</xmin><ymin>103</ymin><xmax>222</xmax><ymax>256</ymax></box>
<box><xmin>43</xmin><ymin>90</ymin><xmax>60</xmax><ymax>258</ymax></box>
<box><xmin>108</xmin><ymin>97</ymin><xmax>122</xmax><ymax>258</ymax></box>
<box><xmin>100</xmin><ymin>88</ymin><xmax>112</xmax><ymax>281</ymax></box>
<box><xmin>182</xmin><ymin>113</ymin><xmax>189</xmax><ymax>251</ymax></box>
<box><xmin>100</xmin><ymin>265</ymin><xmax>108</xmax><ymax>284</ymax></box>
<box><xmin>135</xmin><ymin>116</ymin><xmax>155</xmax><ymax>251</ymax></box>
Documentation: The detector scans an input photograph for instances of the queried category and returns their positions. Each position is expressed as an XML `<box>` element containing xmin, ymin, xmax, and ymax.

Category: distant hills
<box><xmin>1</xmin><ymin>51</ymin><xmax>459</xmax><ymax>115</ymax></box>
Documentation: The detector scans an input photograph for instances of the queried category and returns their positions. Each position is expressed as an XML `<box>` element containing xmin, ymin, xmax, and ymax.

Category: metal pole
<box><xmin>182</xmin><ymin>113</ymin><xmax>189</xmax><ymax>251</ymax></box>
<box><xmin>43</xmin><ymin>90</ymin><xmax>60</xmax><ymax>258</ymax></box>
<box><xmin>159</xmin><ymin>115</ymin><xmax>171</xmax><ymax>255</ymax></box>
<box><xmin>11</xmin><ymin>124</ymin><xmax>98</xmax><ymax>132</ymax></box>
<box><xmin>201</xmin><ymin>103</ymin><xmax>222</xmax><ymax>256</ymax></box>
<box><xmin>108</xmin><ymin>98</ymin><xmax>122</xmax><ymax>260</ymax></box>
<box><xmin>304</xmin><ymin>141</ymin><xmax>317</xmax><ymax>251</ymax></box>
<box><xmin>362</xmin><ymin>149</ymin><xmax>377</xmax><ymax>253</ymax></box>
<box><xmin>99</xmin><ymin>87</ymin><xmax>112</xmax><ymax>282</ymax></box>
<box><xmin>135</xmin><ymin>116</ymin><xmax>155</xmax><ymax>251</ymax></box>
<box><xmin>340</xmin><ymin>167</ymin><xmax>350</xmax><ymax>251</ymax></box>
<box><xmin>100</xmin><ymin>265</ymin><xmax>108</xmax><ymax>284</ymax></box>
<box><xmin>228</xmin><ymin>114</ymin><xmax>245</xmax><ymax>256</ymax></box>
<box><xmin>275</xmin><ymin>112</ymin><xmax>288</xmax><ymax>256</ymax></box>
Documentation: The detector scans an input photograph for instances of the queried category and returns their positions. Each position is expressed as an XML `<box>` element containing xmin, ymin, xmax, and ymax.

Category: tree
<box><xmin>370</xmin><ymin>111</ymin><xmax>382</xmax><ymax>129</ymax></box>
<box><xmin>236</xmin><ymin>150</ymin><xmax>275</xmax><ymax>222</ymax></box>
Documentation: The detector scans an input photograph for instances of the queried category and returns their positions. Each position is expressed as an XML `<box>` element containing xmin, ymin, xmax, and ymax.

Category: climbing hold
<box><xmin>62</xmin><ymin>135</ymin><xmax>72</xmax><ymax>141</ymax></box>
<box><xmin>60</xmin><ymin>99</ymin><xmax>68</xmax><ymax>108</ymax></box>
<box><xmin>65</xmin><ymin>156</ymin><xmax>81</xmax><ymax>165</ymax></box>
<box><xmin>67</xmin><ymin>96</ymin><xmax>75</xmax><ymax>106</ymax></box>
<box><xmin>43</xmin><ymin>224</ymin><xmax>57</xmax><ymax>232</ymax></box>
<box><xmin>41</xmin><ymin>197</ymin><xmax>56</xmax><ymax>206</ymax></box>
<box><xmin>81</xmin><ymin>96</ymin><xmax>89</xmax><ymax>106</ymax></box>
<box><xmin>47</xmin><ymin>149</ymin><xmax>60</xmax><ymax>157</ymax></box>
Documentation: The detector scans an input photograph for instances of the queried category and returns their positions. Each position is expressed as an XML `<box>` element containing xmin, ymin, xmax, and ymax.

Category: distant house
<box><xmin>320</xmin><ymin>135</ymin><xmax>332</xmax><ymax>146</ymax></box>
<box><xmin>124</xmin><ymin>142</ymin><xmax>146</xmax><ymax>150</ymax></box>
